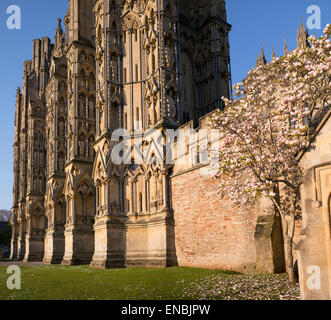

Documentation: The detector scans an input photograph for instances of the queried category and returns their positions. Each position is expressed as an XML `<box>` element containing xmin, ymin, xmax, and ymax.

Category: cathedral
<box><xmin>10</xmin><ymin>0</ymin><xmax>236</xmax><ymax>268</ymax></box>
<box><xmin>9</xmin><ymin>0</ymin><xmax>331</xmax><ymax>301</ymax></box>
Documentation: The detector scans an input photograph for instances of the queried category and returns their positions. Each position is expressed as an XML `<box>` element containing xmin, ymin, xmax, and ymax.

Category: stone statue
<box><xmin>79</xmin><ymin>95</ymin><xmax>85</xmax><ymax>118</ymax></box>
<box><xmin>89</xmin><ymin>98</ymin><xmax>95</xmax><ymax>118</ymax></box>
<box><xmin>59</xmin><ymin>119</ymin><xmax>65</xmax><ymax>136</ymax></box>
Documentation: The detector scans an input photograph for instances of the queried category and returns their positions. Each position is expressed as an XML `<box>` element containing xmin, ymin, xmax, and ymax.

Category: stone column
<box><xmin>90</xmin><ymin>176</ymin><xmax>126</xmax><ymax>269</ymax></box>
<box><xmin>43</xmin><ymin>203</ymin><xmax>65</xmax><ymax>265</ymax></box>
<box><xmin>9</xmin><ymin>216</ymin><xmax>18</xmax><ymax>260</ymax></box>
<box><xmin>16</xmin><ymin>217</ymin><xmax>26</xmax><ymax>260</ymax></box>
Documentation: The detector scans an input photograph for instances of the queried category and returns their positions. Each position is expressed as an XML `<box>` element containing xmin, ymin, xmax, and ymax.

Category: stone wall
<box><xmin>170</xmin><ymin>113</ymin><xmax>286</xmax><ymax>274</ymax></box>
<box><xmin>297</xmin><ymin>109</ymin><xmax>331</xmax><ymax>300</ymax></box>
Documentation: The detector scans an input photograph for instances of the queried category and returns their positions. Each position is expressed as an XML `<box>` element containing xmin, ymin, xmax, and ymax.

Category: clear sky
<box><xmin>0</xmin><ymin>0</ymin><xmax>330</xmax><ymax>210</ymax></box>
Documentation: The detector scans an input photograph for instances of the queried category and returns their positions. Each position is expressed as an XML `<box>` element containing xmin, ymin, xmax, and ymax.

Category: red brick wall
<box><xmin>171</xmin><ymin>165</ymin><xmax>262</xmax><ymax>272</ymax></box>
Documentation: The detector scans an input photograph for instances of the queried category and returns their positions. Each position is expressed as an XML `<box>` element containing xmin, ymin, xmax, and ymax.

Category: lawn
<box><xmin>0</xmin><ymin>265</ymin><xmax>300</xmax><ymax>300</ymax></box>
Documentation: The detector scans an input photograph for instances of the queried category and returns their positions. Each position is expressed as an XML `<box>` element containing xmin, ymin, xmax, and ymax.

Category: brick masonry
<box><xmin>171</xmin><ymin>165</ymin><xmax>280</xmax><ymax>273</ymax></box>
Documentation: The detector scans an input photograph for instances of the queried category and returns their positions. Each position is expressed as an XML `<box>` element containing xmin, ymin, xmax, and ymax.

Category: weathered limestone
<box><xmin>10</xmin><ymin>209</ymin><xmax>19</xmax><ymax>260</ymax></box>
<box><xmin>43</xmin><ymin>19</ymin><xmax>67</xmax><ymax>264</ymax></box>
<box><xmin>88</xmin><ymin>0</ymin><xmax>231</xmax><ymax>268</ymax></box>
<box><xmin>61</xmin><ymin>165</ymin><xmax>95</xmax><ymax>265</ymax></box>
<box><xmin>16</xmin><ymin>210</ymin><xmax>26</xmax><ymax>261</ymax></box>
<box><xmin>9</xmin><ymin>0</ymin><xmax>288</xmax><ymax>277</ymax></box>
<box><xmin>22</xmin><ymin>37</ymin><xmax>51</xmax><ymax>262</ymax></box>
<box><xmin>16</xmin><ymin>235</ymin><xmax>25</xmax><ymax>260</ymax></box>
<box><xmin>60</xmin><ymin>0</ymin><xmax>96</xmax><ymax>265</ymax></box>
<box><xmin>43</xmin><ymin>229</ymin><xmax>65</xmax><ymax>264</ymax></box>
<box><xmin>297</xmin><ymin>108</ymin><xmax>331</xmax><ymax>300</ymax></box>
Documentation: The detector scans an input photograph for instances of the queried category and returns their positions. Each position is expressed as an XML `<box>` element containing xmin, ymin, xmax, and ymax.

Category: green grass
<box><xmin>0</xmin><ymin>266</ymin><xmax>232</xmax><ymax>300</ymax></box>
<box><xmin>0</xmin><ymin>265</ymin><xmax>299</xmax><ymax>300</ymax></box>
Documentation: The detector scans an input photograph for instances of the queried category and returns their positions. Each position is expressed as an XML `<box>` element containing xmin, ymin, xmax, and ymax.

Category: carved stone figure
<box><xmin>79</xmin><ymin>95</ymin><xmax>86</xmax><ymax>118</ymax></box>
<box><xmin>78</xmin><ymin>138</ymin><xmax>85</xmax><ymax>158</ymax></box>
<box><xmin>59</xmin><ymin>119</ymin><xmax>65</xmax><ymax>136</ymax></box>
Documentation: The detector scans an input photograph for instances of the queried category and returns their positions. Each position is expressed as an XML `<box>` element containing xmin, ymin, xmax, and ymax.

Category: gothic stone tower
<box><xmin>9</xmin><ymin>38</ymin><xmax>53</xmax><ymax>262</ymax></box>
<box><xmin>15</xmin><ymin>61</ymin><xmax>31</xmax><ymax>261</ymax></box>
<box><xmin>10</xmin><ymin>0</ymin><xmax>232</xmax><ymax>268</ymax></box>
<box><xmin>90</xmin><ymin>0</ymin><xmax>231</xmax><ymax>268</ymax></box>
<box><xmin>43</xmin><ymin>19</ymin><xmax>68</xmax><ymax>264</ymax></box>
<box><xmin>10</xmin><ymin>87</ymin><xmax>22</xmax><ymax>260</ymax></box>
<box><xmin>61</xmin><ymin>0</ymin><xmax>97</xmax><ymax>265</ymax></box>
<box><xmin>23</xmin><ymin>38</ymin><xmax>52</xmax><ymax>262</ymax></box>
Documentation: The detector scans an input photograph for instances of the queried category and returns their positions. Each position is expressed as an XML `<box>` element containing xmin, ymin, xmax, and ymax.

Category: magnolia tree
<box><xmin>211</xmin><ymin>25</ymin><xmax>331</xmax><ymax>283</ymax></box>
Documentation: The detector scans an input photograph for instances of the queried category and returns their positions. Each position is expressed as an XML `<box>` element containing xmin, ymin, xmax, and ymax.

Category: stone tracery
<box><xmin>11</xmin><ymin>0</ymin><xmax>231</xmax><ymax>268</ymax></box>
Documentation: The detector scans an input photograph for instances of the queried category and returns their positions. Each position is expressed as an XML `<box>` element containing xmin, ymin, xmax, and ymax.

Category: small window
<box><xmin>201</xmin><ymin>148</ymin><xmax>208</xmax><ymax>162</ymax></box>
<box><xmin>135</xmin><ymin>64</ymin><xmax>139</xmax><ymax>81</ymax></box>
<box><xmin>135</xmin><ymin>29</ymin><xmax>138</xmax><ymax>41</ymax></box>
<box><xmin>192</xmin><ymin>143</ymin><xmax>208</xmax><ymax>165</ymax></box>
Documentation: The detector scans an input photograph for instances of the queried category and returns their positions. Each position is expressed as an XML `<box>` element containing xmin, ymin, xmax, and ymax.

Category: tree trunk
<box><xmin>285</xmin><ymin>234</ymin><xmax>297</xmax><ymax>283</ymax></box>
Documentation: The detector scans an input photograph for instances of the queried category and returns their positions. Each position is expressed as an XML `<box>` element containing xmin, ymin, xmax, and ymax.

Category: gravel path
<box><xmin>0</xmin><ymin>259</ymin><xmax>46</xmax><ymax>267</ymax></box>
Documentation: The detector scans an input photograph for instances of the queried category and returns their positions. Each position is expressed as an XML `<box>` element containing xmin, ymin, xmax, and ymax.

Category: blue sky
<box><xmin>0</xmin><ymin>0</ymin><xmax>330</xmax><ymax>209</ymax></box>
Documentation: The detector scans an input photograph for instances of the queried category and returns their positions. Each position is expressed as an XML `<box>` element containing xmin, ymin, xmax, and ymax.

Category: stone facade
<box><xmin>297</xmin><ymin>108</ymin><xmax>331</xmax><ymax>300</ymax></box>
<box><xmin>10</xmin><ymin>0</ymin><xmax>287</xmax><ymax>273</ymax></box>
